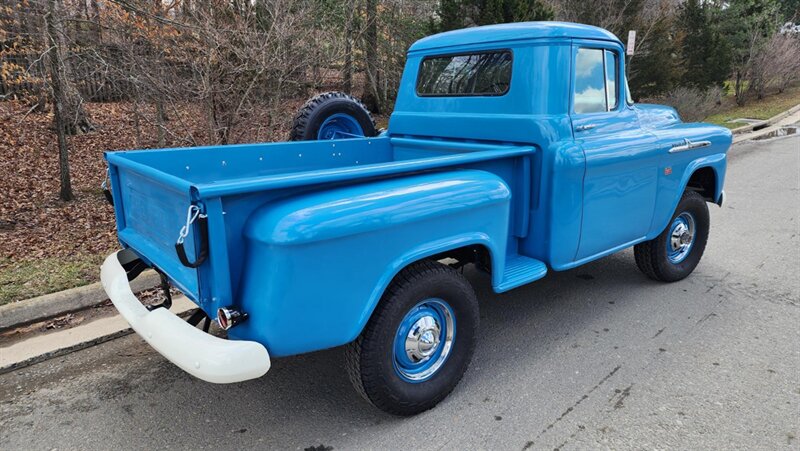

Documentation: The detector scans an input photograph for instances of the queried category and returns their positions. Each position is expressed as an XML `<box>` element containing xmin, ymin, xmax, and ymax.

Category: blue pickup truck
<box><xmin>100</xmin><ymin>22</ymin><xmax>731</xmax><ymax>415</ymax></box>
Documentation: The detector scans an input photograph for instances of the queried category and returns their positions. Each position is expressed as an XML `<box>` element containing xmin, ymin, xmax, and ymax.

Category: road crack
<box><xmin>523</xmin><ymin>365</ymin><xmax>621</xmax><ymax>450</ymax></box>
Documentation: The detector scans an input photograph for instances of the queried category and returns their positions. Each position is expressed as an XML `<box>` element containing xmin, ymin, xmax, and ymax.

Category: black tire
<box><xmin>345</xmin><ymin>260</ymin><xmax>479</xmax><ymax>416</ymax></box>
<box><xmin>289</xmin><ymin>92</ymin><xmax>377</xmax><ymax>141</ymax></box>
<box><xmin>634</xmin><ymin>190</ymin><xmax>710</xmax><ymax>282</ymax></box>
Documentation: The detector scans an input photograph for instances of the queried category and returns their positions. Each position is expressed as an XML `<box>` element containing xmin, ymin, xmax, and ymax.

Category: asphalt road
<box><xmin>1</xmin><ymin>134</ymin><xmax>798</xmax><ymax>451</ymax></box>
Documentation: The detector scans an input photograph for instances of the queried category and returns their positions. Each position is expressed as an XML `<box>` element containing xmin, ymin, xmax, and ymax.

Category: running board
<box><xmin>496</xmin><ymin>255</ymin><xmax>548</xmax><ymax>293</ymax></box>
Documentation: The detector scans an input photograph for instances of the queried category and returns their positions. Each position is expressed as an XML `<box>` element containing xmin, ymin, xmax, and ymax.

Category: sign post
<box><xmin>626</xmin><ymin>30</ymin><xmax>636</xmax><ymax>56</ymax></box>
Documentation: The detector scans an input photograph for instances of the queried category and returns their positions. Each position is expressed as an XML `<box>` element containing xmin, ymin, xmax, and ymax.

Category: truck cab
<box><xmin>393</xmin><ymin>21</ymin><xmax>728</xmax><ymax>269</ymax></box>
<box><xmin>101</xmin><ymin>22</ymin><xmax>731</xmax><ymax>416</ymax></box>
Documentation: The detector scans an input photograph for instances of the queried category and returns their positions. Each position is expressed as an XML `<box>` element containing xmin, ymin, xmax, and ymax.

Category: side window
<box><xmin>574</xmin><ymin>48</ymin><xmax>606</xmax><ymax>113</ymax></box>
<box><xmin>605</xmin><ymin>50</ymin><xmax>618</xmax><ymax>110</ymax></box>
<box><xmin>574</xmin><ymin>48</ymin><xmax>620</xmax><ymax>113</ymax></box>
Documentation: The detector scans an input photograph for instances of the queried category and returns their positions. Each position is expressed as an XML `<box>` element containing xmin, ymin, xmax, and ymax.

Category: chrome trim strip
<box><xmin>669</xmin><ymin>139</ymin><xmax>712</xmax><ymax>153</ymax></box>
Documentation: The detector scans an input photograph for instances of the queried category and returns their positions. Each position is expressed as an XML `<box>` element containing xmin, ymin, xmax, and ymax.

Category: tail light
<box><xmin>216</xmin><ymin>307</ymin><xmax>247</xmax><ymax>330</ymax></box>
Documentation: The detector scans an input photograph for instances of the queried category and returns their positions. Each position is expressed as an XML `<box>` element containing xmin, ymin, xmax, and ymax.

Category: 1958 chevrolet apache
<box><xmin>101</xmin><ymin>22</ymin><xmax>732</xmax><ymax>415</ymax></box>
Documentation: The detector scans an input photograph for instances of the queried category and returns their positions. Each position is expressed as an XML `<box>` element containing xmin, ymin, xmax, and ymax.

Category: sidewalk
<box><xmin>0</xmin><ymin>295</ymin><xmax>196</xmax><ymax>374</ymax></box>
<box><xmin>730</xmin><ymin>103</ymin><xmax>800</xmax><ymax>137</ymax></box>
<box><xmin>732</xmin><ymin>108</ymin><xmax>800</xmax><ymax>143</ymax></box>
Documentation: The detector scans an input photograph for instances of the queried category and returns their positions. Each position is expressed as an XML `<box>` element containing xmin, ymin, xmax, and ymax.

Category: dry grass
<box><xmin>0</xmin><ymin>255</ymin><xmax>105</xmax><ymax>305</ymax></box>
<box><xmin>704</xmin><ymin>85</ymin><xmax>800</xmax><ymax>129</ymax></box>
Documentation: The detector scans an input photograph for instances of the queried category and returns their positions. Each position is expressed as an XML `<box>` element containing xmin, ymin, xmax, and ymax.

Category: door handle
<box><xmin>669</xmin><ymin>138</ymin><xmax>711</xmax><ymax>153</ymax></box>
<box><xmin>576</xmin><ymin>124</ymin><xmax>597</xmax><ymax>132</ymax></box>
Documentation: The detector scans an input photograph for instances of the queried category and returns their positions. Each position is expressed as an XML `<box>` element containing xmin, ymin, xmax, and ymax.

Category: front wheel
<box><xmin>634</xmin><ymin>190</ymin><xmax>710</xmax><ymax>282</ymax></box>
<box><xmin>345</xmin><ymin>260</ymin><xmax>479</xmax><ymax>416</ymax></box>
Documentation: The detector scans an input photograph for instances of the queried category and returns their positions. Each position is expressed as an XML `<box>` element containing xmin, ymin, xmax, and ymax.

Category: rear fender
<box><xmin>229</xmin><ymin>170</ymin><xmax>511</xmax><ymax>357</ymax></box>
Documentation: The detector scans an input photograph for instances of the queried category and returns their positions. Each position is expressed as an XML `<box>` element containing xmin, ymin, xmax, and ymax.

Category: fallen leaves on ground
<box><xmin>44</xmin><ymin>313</ymin><xmax>82</xmax><ymax>330</ymax></box>
<box><xmin>0</xmin><ymin>98</ymin><xmax>307</xmax><ymax>303</ymax></box>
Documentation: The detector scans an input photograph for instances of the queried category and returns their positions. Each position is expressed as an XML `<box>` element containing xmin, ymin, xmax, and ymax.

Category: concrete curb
<box><xmin>730</xmin><ymin>103</ymin><xmax>800</xmax><ymax>135</ymax></box>
<box><xmin>0</xmin><ymin>295</ymin><xmax>196</xmax><ymax>375</ymax></box>
<box><xmin>0</xmin><ymin>269</ymin><xmax>160</xmax><ymax>330</ymax></box>
<box><xmin>733</xmin><ymin>108</ymin><xmax>800</xmax><ymax>144</ymax></box>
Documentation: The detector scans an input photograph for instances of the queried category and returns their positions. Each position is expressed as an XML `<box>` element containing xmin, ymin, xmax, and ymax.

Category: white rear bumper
<box><xmin>100</xmin><ymin>251</ymin><xmax>270</xmax><ymax>383</ymax></box>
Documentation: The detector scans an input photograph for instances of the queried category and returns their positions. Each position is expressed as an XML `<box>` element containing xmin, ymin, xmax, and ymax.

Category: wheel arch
<box><xmin>649</xmin><ymin>154</ymin><xmax>726</xmax><ymax>241</ymax></box>
<box><xmin>685</xmin><ymin>166</ymin><xmax>719</xmax><ymax>203</ymax></box>
<box><xmin>681</xmin><ymin>155</ymin><xmax>726</xmax><ymax>205</ymax></box>
<box><xmin>354</xmin><ymin>236</ymin><xmax>499</xmax><ymax>342</ymax></box>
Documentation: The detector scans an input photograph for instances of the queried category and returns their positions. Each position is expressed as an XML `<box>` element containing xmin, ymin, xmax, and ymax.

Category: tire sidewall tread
<box><xmin>289</xmin><ymin>92</ymin><xmax>377</xmax><ymax>141</ymax></box>
<box><xmin>634</xmin><ymin>190</ymin><xmax>710</xmax><ymax>282</ymax></box>
<box><xmin>346</xmin><ymin>260</ymin><xmax>479</xmax><ymax>416</ymax></box>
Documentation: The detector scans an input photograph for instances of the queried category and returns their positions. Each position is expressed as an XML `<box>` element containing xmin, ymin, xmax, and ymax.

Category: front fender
<box><xmin>645</xmin><ymin>121</ymin><xmax>731</xmax><ymax>240</ymax></box>
<box><xmin>228</xmin><ymin>170</ymin><xmax>511</xmax><ymax>357</ymax></box>
<box><xmin>649</xmin><ymin>151</ymin><xmax>728</xmax><ymax>240</ymax></box>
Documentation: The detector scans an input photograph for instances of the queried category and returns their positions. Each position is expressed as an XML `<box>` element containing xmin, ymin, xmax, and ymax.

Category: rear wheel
<box><xmin>289</xmin><ymin>92</ymin><xmax>377</xmax><ymax>141</ymax></box>
<box><xmin>345</xmin><ymin>260</ymin><xmax>479</xmax><ymax>416</ymax></box>
<box><xmin>634</xmin><ymin>190</ymin><xmax>710</xmax><ymax>282</ymax></box>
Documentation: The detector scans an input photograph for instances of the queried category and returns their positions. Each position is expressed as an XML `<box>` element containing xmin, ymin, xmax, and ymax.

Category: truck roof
<box><xmin>409</xmin><ymin>21</ymin><xmax>621</xmax><ymax>53</ymax></box>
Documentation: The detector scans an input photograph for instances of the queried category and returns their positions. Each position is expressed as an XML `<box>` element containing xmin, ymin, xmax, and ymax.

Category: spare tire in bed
<box><xmin>289</xmin><ymin>92</ymin><xmax>378</xmax><ymax>141</ymax></box>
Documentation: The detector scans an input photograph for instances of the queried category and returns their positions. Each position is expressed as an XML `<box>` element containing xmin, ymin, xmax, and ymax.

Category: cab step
<box><xmin>496</xmin><ymin>255</ymin><xmax>548</xmax><ymax>292</ymax></box>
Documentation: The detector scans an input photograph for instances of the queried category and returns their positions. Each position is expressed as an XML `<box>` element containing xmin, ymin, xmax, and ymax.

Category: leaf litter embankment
<box><xmin>0</xmin><ymin>100</ymin><xmax>303</xmax><ymax>304</ymax></box>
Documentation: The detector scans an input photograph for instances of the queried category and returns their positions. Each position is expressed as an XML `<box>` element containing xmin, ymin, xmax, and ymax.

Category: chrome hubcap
<box><xmin>405</xmin><ymin>316</ymin><xmax>441</xmax><ymax>362</ymax></box>
<box><xmin>393</xmin><ymin>298</ymin><xmax>456</xmax><ymax>383</ymax></box>
<box><xmin>667</xmin><ymin>212</ymin><xmax>696</xmax><ymax>263</ymax></box>
<box><xmin>670</xmin><ymin>223</ymin><xmax>692</xmax><ymax>250</ymax></box>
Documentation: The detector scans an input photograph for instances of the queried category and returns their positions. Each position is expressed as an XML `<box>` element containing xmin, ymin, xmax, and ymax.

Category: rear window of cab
<box><xmin>416</xmin><ymin>51</ymin><xmax>512</xmax><ymax>97</ymax></box>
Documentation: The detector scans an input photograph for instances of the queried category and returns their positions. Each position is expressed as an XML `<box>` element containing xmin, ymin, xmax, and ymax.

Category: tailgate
<box><xmin>107</xmin><ymin>157</ymin><xmax>202</xmax><ymax>300</ymax></box>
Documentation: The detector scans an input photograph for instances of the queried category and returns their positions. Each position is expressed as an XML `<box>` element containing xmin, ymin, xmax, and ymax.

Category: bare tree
<box><xmin>748</xmin><ymin>32</ymin><xmax>800</xmax><ymax>99</ymax></box>
<box><xmin>43</xmin><ymin>0</ymin><xmax>74</xmax><ymax>200</ymax></box>
<box><xmin>40</xmin><ymin>0</ymin><xmax>94</xmax><ymax>135</ymax></box>
<box><xmin>342</xmin><ymin>5</ymin><xmax>359</xmax><ymax>94</ymax></box>
<box><xmin>363</xmin><ymin>0</ymin><xmax>385</xmax><ymax>113</ymax></box>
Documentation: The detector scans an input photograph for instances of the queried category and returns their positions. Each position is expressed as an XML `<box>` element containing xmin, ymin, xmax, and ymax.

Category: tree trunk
<box><xmin>44</xmin><ymin>0</ymin><xmax>74</xmax><ymax>201</ymax></box>
<box><xmin>343</xmin><ymin>15</ymin><xmax>353</xmax><ymax>94</ymax></box>
<box><xmin>734</xmin><ymin>71</ymin><xmax>747</xmax><ymax>107</ymax></box>
<box><xmin>363</xmin><ymin>0</ymin><xmax>385</xmax><ymax>113</ymax></box>
<box><xmin>48</xmin><ymin>0</ymin><xmax>94</xmax><ymax>136</ymax></box>
<box><xmin>133</xmin><ymin>101</ymin><xmax>143</xmax><ymax>148</ymax></box>
<box><xmin>18</xmin><ymin>0</ymin><xmax>47</xmax><ymax>112</ymax></box>
<box><xmin>90</xmin><ymin>0</ymin><xmax>102</xmax><ymax>41</ymax></box>
<box><xmin>181</xmin><ymin>0</ymin><xmax>192</xmax><ymax>20</ymax></box>
<box><xmin>156</xmin><ymin>99</ymin><xmax>166</xmax><ymax>147</ymax></box>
